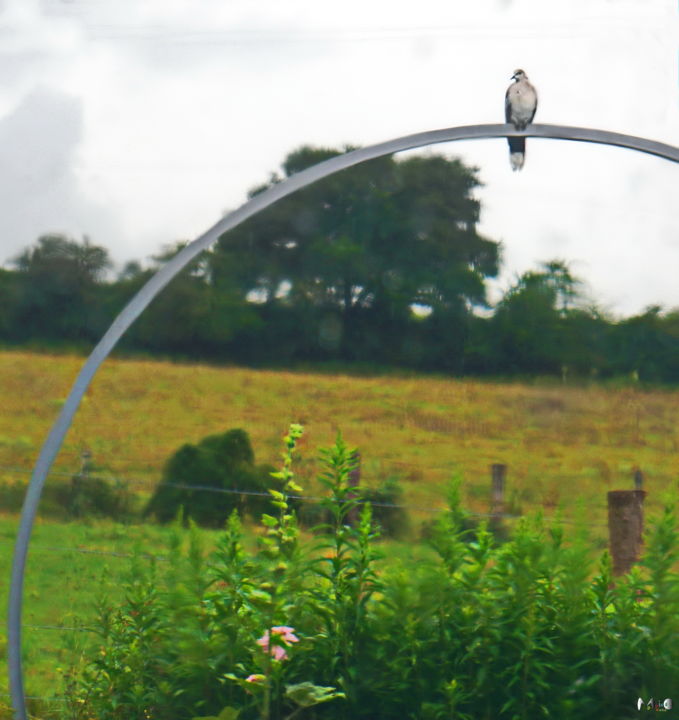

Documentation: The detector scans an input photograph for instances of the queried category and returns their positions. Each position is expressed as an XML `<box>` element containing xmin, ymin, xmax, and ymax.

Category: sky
<box><xmin>0</xmin><ymin>0</ymin><xmax>677</xmax><ymax>318</ymax></box>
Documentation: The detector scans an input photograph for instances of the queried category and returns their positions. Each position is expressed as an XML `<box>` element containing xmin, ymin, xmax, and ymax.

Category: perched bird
<box><xmin>505</xmin><ymin>69</ymin><xmax>538</xmax><ymax>171</ymax></box>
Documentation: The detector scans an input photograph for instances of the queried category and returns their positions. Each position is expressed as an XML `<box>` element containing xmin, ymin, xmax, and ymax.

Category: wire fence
<box><xmin>0</xmin><ymin>442</ymin><xmax>619</xmax><ymax>705</ymax></box>
<box><xmin>28</xmin><ymin>544</ymin><xmax>163</xmax><ymax>560</ymax></box>
<box><xmin>0</xmin><ymin>457</ymin><xmax>657</xmax><ymax>710</ymax></box>
<box><xmin>0</xmin><ymin>473</ymin><xmax>613</xmax><ymax>533</ymax></box>
<box><xmin>0</xmin><ymin>693</ymin><xmax>69</xmax><ymax>703</ymax></box>
<box><xmin>22</xmin><ymin>624</ymin><xmax>94</xmax><ymax>632</ymax></box>
<box><xmin>0</xmin><ymin>462</ymin><xmax>614</xmax><ymax>515</ymax></box>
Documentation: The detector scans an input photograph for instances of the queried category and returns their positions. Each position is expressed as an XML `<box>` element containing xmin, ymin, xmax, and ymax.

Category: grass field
<box><xmin>0</xmin><ymin>515</ymin><xmax>183</xmax><ymax>712</ymax></box>
<box><xmin>1</xmin><ymin>349</ymin><xmax>678</xmax><ymax>525</ymax></box>
<box><xmin>1</xmin><ymin>349</ymin><xmax>679</xmax><ymax>715</ymax></box>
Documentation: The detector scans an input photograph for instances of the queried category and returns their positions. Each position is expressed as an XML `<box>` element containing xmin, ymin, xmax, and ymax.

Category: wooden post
<box><xmin>70</xmin><ymin>449</ymin><xmax>92</xmax><ymax>519</ymax></box>
<box><xmin>633</xmin><ymin>468</ymin><xmax>644</xmax><ymax>490</ymax></box>
<box><xmin>489</xmin><ymin>463</ymin><xmax>507</xmax><ymax>538</ymax></box>
<box><xmin>607</xmin><ymin>490</ymin><xmax>646</xmax><ymax>577</ymax></box>
<box><xmin>79</xmin><ymin>449</ymin><xmax>92</xmax><ymax>477</ymax></box>
<box><xmin>347</xmin><ymin>451</ymin><xmax>361</xmax><ymax>527</ymax></box>
<box><xmin>490</xmin><ymin>463</ymin><xmax>506</xmax><ymax>515</ymax></box>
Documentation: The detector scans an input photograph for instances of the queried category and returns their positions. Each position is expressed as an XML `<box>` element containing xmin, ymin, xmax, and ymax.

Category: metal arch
<box><xmin>8</xmin><ymin>123</ymin><xmax>679</xmax><ymax>718</ymax></box>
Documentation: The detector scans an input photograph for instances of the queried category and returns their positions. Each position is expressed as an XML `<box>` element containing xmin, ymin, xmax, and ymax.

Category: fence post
<box><xmin>347</xmin><ymin>451</ymin><xmax>361</xmax><ymax>526</ymax></box>
<box><xmin>489</xmin><ymin>463</ymin><xmax>507</xmax><ymax>537</ymax></box>
<box><xmin>490</xmin><ymin>463</ymin><xmax>506</xmax><ymax>515</ymax></box>
<box><xmin>79</xmin><ymin>449</ymin><xmax>92</xmax><ymax>477</ymax></box>
<box><xmin>607</xmin><ymin>489</ymin><xmax>646</xmax><ymax>577</ymax></box>
<box><xmin>633</xmin><ymin>468</ymin><xmax>644</xmax><ymax>490</ymax></box>
<box><xmin>69</xmin><ymin>450</ymin><xmax>93</xmax><ymax>519</ymax></box>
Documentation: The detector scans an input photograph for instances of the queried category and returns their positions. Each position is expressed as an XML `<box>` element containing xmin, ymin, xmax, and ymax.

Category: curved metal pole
<box><xmin>8</xmin><ymin>123</ymin><xmax>679</xmax><ymax>718</ymax></box>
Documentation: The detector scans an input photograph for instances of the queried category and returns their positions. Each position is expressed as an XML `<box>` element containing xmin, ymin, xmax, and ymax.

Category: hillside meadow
<box><xmin>1</xmin><ymin>348</ymin><xmax>678</xmax><ymax>529</ymax></box>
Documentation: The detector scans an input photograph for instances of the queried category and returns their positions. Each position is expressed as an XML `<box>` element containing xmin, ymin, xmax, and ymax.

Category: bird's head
<box><xmin>511</xmin><ymin>69</ymin><xmax>527</xmax><ymax>81</ymax></box>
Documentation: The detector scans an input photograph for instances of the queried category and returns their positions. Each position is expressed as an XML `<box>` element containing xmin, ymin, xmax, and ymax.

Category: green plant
<box><xmin>222</xmin><ymin>424</ymin><xmax>346</xmax><ymax>720</ymax></box>
<box><xmin>71</xmin><ymin>431</ymin><xmax>679</xmax><ymax>720</ymax></box>
<box><xmin>301</xmin><ymin>433</ymin><xmax>383</xmax><ymax>715</ymax></box>
<box><xmin>62</xmin><ymin>473</ymin><xmax>136</xmax><ymax>521</ymax></box>
<box><xmin>76</xmin><ymin>557</ymin><xmax>172</xmax><ymax>719</ymax></box>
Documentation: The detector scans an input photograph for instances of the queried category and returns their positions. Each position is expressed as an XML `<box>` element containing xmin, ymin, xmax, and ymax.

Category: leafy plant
<box><xmin>72</xmin><ymin>429</ymin><xmax>679</xmax><ymax>720</ymax></box>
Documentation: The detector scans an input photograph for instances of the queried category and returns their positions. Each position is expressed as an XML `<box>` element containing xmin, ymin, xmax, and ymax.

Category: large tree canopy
<box><xmin>209</xmin><ymin>145</ymin><xmax>500</xmax><ymax>364</ymax></box>
<box><xmin>212</xmin><ymin>146</ymin><xmax>499</xmax><ymax>318</ymax></box>
<box><xmin>4</xmin><ymin>151</ymin><xmax>679</xmax><ymax>382</ymax></box>
<box><xmin>9</xmin><ymin>234</ymin><xmax>112</xmax><ymax>342</ymax></box>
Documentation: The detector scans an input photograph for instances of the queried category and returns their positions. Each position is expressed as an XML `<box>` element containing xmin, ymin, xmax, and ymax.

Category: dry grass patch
<box><xmin>1</xmin><ymin>350</ymin><xmax>678</xmax><ymax>532</ymax></box>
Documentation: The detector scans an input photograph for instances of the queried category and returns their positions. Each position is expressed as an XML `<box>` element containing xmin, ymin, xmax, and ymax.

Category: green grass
<box><xmin>0</xmin><ymin>516</ymin><xmax>178</xmax><ymax>707</ymax></box>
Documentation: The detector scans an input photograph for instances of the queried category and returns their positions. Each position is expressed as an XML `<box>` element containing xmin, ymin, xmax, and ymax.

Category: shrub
<box><xmin>0</xmin><ymin>479</ymin><xmax>27</xmax><ymax>513</ymax></box>
<box><xmin>361</xmin><ymin>477</ymin><xmax>410</xmax><ymax>539</ymax></box>
<box><xmin>143</xmin><ymin>428</ymin><xmax>278</xmax><ymax>527</ymax></box>
<box><xmin>0</xmin><ymin>472</ymin><xmax>136</xmax><ymax>521</ymax></box>
<box><xmin>58</xmin><ymin>474</ymin><xmax>136</xmax><ymax>521</ymax></box>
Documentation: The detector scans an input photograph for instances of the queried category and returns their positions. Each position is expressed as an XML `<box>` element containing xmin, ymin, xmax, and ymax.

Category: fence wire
<box><xmin>0</xmin><ymin>462</ymin><xmax>613</xmax><ymax>514</ymax></box>
<box><xmin>0</xmin><ymin>693</ymin><xmax>69</xmax><ymax>703</ymax></box>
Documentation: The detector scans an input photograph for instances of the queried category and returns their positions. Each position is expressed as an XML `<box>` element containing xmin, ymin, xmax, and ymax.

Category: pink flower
<box><xmin>271</xmin><ymin>626</ymin><xmax>299</xmax><ymax>644</ymax></box>
<box><xmin>255</xmin><ymin>626</ymin><xmax>299</xmax><ymax>660</ymax></box>
<box><xmin>270</xmin><ymin>645</ymin><xmax>288</xmax><ymax>661</ymax></box>
<box><xmin>246</xmin><ymin>674</ymin><xmax>266</xmax><ymax>684</ymax></box>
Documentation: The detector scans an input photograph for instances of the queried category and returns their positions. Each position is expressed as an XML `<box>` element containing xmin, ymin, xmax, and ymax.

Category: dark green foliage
<box><xmin>75</xmin><ymin>432</ymin><xmax>679</xmax><ymax>720</ymax></box>
<box><xmin>213</xmin><ymin>145</ymin><xmax>499</xmax><ymax>369</ymax></box>
<box><xmin>6</xmin><ymin>163</ymin><xmax>679</xmax><ymax>381</ymax></box>
<box><xmin>0</xmin><ymin>475</ymin><xmax>135</xmax><ymax>521</ymax></box>
<box><xmin>59</xmin><ymin>474</ymin><xmax>136</xmax><ymax>521</ymax></box>
<box><xmin>298</xmin><ymin>477</ymin><xmax>409</xmax><ymax>539</ymax></box>
<box><xmin>144</xmin><ymin>428</ymin><xmax>277</xmax><ymax>527</ymax></box>
<box><xmin>360</xmin><ymin>478</ymin><xmax>410</xmax><ymax>539</ymax></box>
<box><xmin>6</xmin><ymin>234</ymin><xmax>113</xmax><ymax>345</ymax></box>
<box><xmin>0</xmin><ymin>479</ymin><xmax>28</xmax><ymax>514</ymax></box>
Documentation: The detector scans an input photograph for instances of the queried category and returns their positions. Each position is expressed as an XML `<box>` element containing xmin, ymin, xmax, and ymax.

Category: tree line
<box><xmin>2</xmin><ymin>144</ymin><xmax>679</xmax><ymax>382</ymax></box>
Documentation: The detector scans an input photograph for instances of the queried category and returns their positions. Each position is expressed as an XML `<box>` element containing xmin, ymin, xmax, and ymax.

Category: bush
<box><xmin>143</xmin><ymin>428</ymin><xmax>278</xmax><ymax>527</ymax></box>
<box><xmin>58</xmin><ymin>474</ymin><xmax>136</xmax><ymax>521</ymax></box>
<box><xmin>0</xmin><ymin>473</ymin><xmax>136</xmax><ymax>521</ymax></box>
<box><xmin>361</xmin><ymin>477</ymin><xmax>410</xmax><ymax>539</ymax></box>
<box><xmin>0</xmin><ymin>479</ymin><xmax>27</xmax><ymax>513</ymax></box>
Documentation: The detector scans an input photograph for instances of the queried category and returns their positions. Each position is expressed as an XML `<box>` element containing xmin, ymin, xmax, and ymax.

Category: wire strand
<box><xmin>0</xmin><ymin>463</ymin><xmax>614</xmax><ymax>513</ymax></box>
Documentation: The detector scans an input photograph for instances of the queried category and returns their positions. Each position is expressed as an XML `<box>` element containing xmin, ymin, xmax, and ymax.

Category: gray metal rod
<box><xmin>8</xmin><ymin>123</ymin><xmax>679</xmax><ymax>718</ymax></box>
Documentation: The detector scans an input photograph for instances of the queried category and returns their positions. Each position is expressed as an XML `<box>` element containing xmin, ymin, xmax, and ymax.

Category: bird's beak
<box><xmin>511</xmin><ymin>73</ymin><xmax>517</xmax><ymax>80</ymax></box>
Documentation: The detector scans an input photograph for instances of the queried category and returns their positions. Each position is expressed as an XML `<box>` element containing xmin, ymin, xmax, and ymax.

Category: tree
<box><xmin>491</xmin><ymin>269</ymin><xmax>562</xmax><ymax>373</ymax></box>
<box><xmin>10</xmin><ymin>234</ymin><xmax>112</xmax><ymax>342</ymax></box>
<box><xmin>0</xmin><ymin>268</ymin><xmax>18</xmax><ymax>340</ymax></box>
<box><xmin>610</xmin><ymin>306</ymin><xmax>679</xmax><ymax>382</ymax></box>
<box><xmin>489</xmin><ymin>260</ymin><xmax>590</xmax><ymax>375</ymax></box>
<box><xmin>118</xmin><ymin>242</ymin><xmax>260</xmax><ymax>359</ymax></box>
<box><xmin>211</xmin><ymin>145</ymin><xmax>499</xmax><ymax>365</ymax></box>
<box><xmin>538</xmin><ymin>259</ymin><xmax>581</xmax><ymax>314</ymax></box>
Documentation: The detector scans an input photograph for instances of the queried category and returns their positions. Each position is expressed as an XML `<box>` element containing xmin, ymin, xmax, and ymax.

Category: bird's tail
<box><xmin>507</xmin><ymin>136</ymin><xmax>526</xmax><ymax>171</ymax></box>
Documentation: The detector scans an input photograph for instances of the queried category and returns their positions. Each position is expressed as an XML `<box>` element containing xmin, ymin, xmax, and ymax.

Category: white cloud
<box><xmin>0</xmin><ymin>86</ymin><xmax>120</xmax><ymax>262</ymax></box>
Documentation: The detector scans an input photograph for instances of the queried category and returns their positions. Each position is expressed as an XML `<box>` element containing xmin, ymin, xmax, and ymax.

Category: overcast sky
<box><xmin>0</xmin><ymin>0</ymin><xmax>677</xmax><ymax>318</ymax></box>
